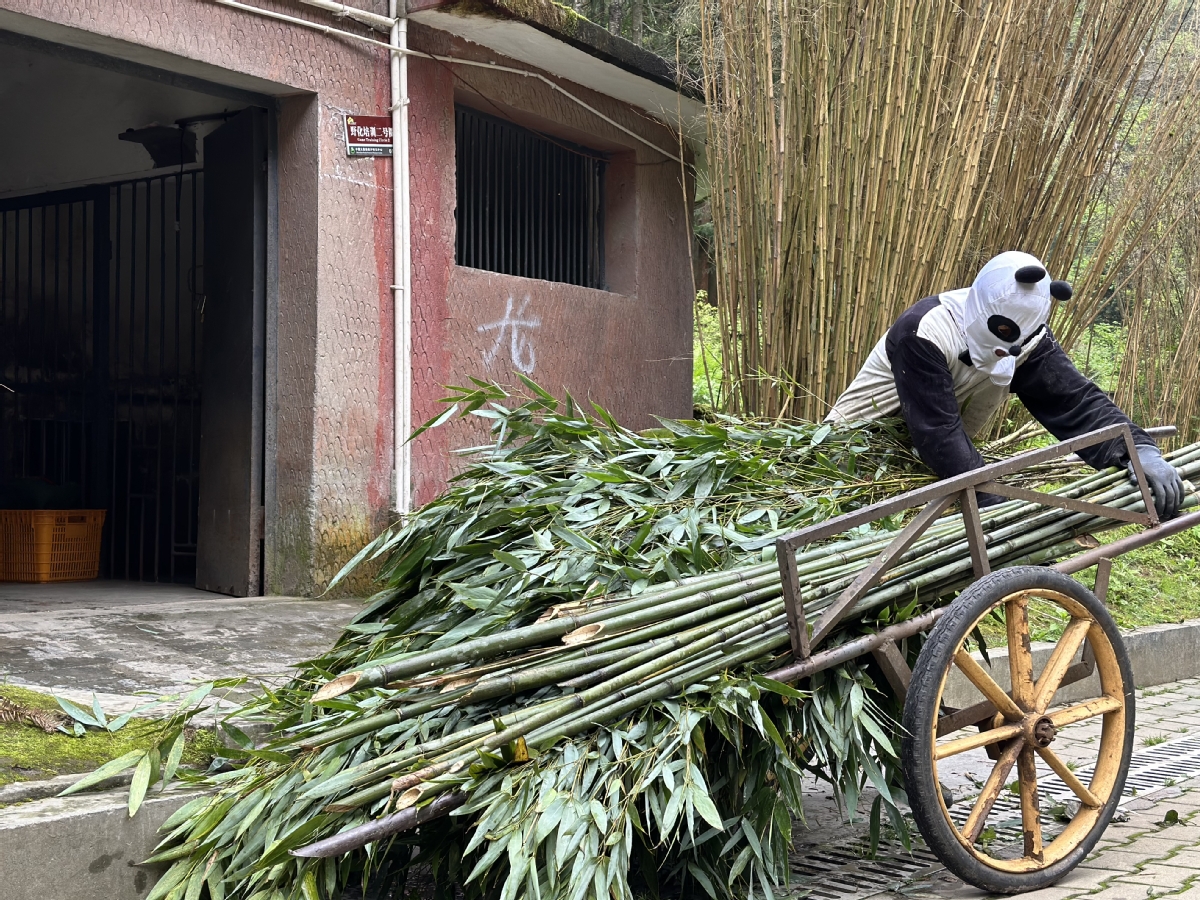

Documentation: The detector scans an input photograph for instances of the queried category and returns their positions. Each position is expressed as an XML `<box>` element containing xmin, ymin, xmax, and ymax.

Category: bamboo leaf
<box><xmin>91</xmin><ymin>694</ymin><xmax>108</xmax><ymax>729</ymax></box>
<box><xmin>55</xmin><ymin>695</ymin><xmax>101</xmax><ymax>729</ymax></box>
<box><xmin>859</xmin><ymin>713</ymin><xmax>896</xmax><ymax>757</ymax></box>
<box><xmin>691</xmin><ymin>786</ymin><xmax>725</xmax><ymax>832</ymax></box>
<box><xmin>145</xmin><ymin>860</ymin><xmax>191</xmax><ymax>900</ymax></box>
<box><xmin>493</xmin><ymin>550</ymin><xmax>528</xmax><ymax>572</ymax></box>
<box><xmin>220</xmin><ymin>721</ymin><xmax>254</xmax><ymax>750</ymax></box>
<box><xmin>869</xmin><ymin>795</ymin><xmax>883</xmax><ymax>854</ymax></box>
<box><xmin>208</xmin><ymin>865</ymin><xmax>227</xmax><ymax>900</ymax></box>
<box><xmin>107</xmin><ymin>710</ymin><xmax>136</xmax><ymax>733</ymax></box>
<box><xmin>426</xmin><ymin>401</ymin><xmax>465</xmax><ymax>432</ymax></box>
<box><xmin>159</xmin><ymin>796</ymin><xmax>212</xmax><ymax>832</ymax></box>
<box><xmin>59</xmin><ymin>750</ymin><xmax>146</xmax><ymax>796</ymax></box>
<box><xmin>687</xmin><ymin>862</ymin><xmax>718</xmax><ymax>899</ymax></box>
<box><xmin>129</xmin><ymin>752</ymin><xmax>153</xmax><ymax>817</ymax></box>
<box><xmin>162</xmin><ymin>729</ymin><xmax>186</xmax><ymax>785</ymax></box>
<box><xmin>179</xmin><ymin>683</ymin><xmax>214</xmax><ymax>711</ymax></box>
<box><xmin>467</xmin><ymin>833</ymin><xmax>508</xmax><ymax>883</ymax></box>
<box><xmin>183</xmin><ymin>864</ymin><xmax>206</xmax><ymax>900</ymax></box>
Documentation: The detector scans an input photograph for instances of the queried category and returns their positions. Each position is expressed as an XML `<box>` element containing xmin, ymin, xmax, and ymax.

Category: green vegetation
<box><xmin>0</xmin><ymin>684</ymin><xmax>222</xmax><ymax>788</ymax></box>
<box><xmin>1089</xmin><ymin>526</ymin><xmax>1200</xmax><ymax>631</ymax></box>
<box><xmin>692</xmin><ymin>292</ymin><xmax>723</xmax><ymax>409</ymax></box>
<box><xmin>1070</xmin><ymin>324</ymin><xmax>1126</xmax><ymax>394</ymax></box>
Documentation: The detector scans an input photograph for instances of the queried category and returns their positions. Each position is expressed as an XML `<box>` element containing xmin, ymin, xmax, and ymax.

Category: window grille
<box><xmin>455</xmin><ymin>105</ymin><xmax>605</xmax><ymax>289</ymax></box>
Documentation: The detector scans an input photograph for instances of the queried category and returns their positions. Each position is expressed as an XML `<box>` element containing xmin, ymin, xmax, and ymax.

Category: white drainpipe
<box><xmin>391</xmin><ymin>3</ymin><xmax>413</xmax><ymax>514</ymax></box>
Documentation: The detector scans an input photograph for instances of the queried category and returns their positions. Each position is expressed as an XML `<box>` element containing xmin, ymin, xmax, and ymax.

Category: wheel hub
<box><xmin>1031</xmin><ymin>716</ymin><xmax>1057</xmax><ymax>748</ymax></box>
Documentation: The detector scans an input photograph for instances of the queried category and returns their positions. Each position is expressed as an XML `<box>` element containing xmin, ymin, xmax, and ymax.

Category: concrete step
<box><xmin>1</xmin><ymin>786</ymin><xmax>204</xmax><ymax>900</ymax></box>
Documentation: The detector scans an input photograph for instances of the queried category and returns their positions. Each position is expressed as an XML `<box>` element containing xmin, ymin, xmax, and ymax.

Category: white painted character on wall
<box><xmin>478</xmin><ymin>295</ymin><xmax>540</xmax><ymax>374</ymax></box>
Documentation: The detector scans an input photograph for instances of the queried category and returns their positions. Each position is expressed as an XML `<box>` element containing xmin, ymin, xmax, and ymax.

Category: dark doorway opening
<box><xmin>0</xmin><ymin>174</ymin><xmax>205</xmax><ymax>583</ymax></box>
<box><xmin>0</xmin><ymin>37</ymin><xmax>273</xmax><ymax>595</ymax></box>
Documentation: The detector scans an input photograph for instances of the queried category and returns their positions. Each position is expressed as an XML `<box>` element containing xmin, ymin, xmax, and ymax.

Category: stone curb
<box><xmin>0</xmin><ymin>785</ymin><xmax>205</xmax><ymax>900</ymax></box>
<box><xmin>0</xmin><ymin>771</ymin><xmax>134</xmax><ymax>806</ymax></box>
<box><xmin>944</xmin><ymin>616</ymin><xmax>1200</xmax><ymax>709</ymax></box>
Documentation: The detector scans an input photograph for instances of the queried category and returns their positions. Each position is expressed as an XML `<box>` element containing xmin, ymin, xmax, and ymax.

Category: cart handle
<box><xmin>775</xmin><ymin>423</ymin><xmax>1160</xmax><ymax>661</ymax></box>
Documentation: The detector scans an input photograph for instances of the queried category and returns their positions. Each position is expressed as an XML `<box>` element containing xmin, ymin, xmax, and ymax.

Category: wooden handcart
<box><xmin>765</xmin><ymin>422</ymin><xmax>1200</xmax><ymax>894</ymax></box>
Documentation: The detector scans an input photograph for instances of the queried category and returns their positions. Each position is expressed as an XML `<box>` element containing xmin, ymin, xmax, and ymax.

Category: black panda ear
<box><xmin>1015</xmin><ymin>264</ymin><xmax>1047</xmax><ymax>284</ymax></box>
<box><xmin>1050</xmin><ymin>280</ymin><xmax>1073</xmax><ymax>301</ymax></box>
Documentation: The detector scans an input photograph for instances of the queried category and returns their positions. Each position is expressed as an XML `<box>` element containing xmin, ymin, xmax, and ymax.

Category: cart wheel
<box><xmin>902</xmin><ymin>566</ymin><xmax>1134</xmax><ymax>894</ymax></box>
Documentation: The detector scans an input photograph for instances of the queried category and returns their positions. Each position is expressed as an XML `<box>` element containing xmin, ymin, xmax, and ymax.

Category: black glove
<box><xmin>1128</xmin><ymin>444</ymin><xmax>1184</xmax><ymax>520</ymax></box>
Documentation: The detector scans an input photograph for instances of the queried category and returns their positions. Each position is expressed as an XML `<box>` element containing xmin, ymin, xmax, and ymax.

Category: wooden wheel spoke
<box><xmin>1049</xmin><ymin>695</ymin><xmax>1122</xmax><ymax>728</ymax></box>
<box><xmin>1017</xmin><ymin>746</ymin><xmax>1044</xmax><ymax>861</ymax></box>
<box><xmin>1036</xmin><ymin>747</ymin><xmax>1101</xmax><ymax>809</ymax></box>
<box><xmin>954</xmin><ymin>650</ymin><xmax>1024</xmax><ymax>721</ymax></box>
<box><xmin>962</xmin><ymin>737</ymin><xmax>1025</xmax><ymax>844</ymax></box>
<box><xmin>1006</xmin><ymin>593</ymin><xmax>1035</xmax><ymax>712</ymax></box>
<box><xmin>1033</xmin><ymin>618</ymin><xmax>1093</xmax><ymax>713</ymax></box>
<box><xmin>935</xmin><ymin>722</ymin><xmax>1023</xmax><ymax>760</ymax></box>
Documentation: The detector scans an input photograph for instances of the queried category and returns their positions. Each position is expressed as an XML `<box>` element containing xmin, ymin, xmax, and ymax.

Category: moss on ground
<box><xmin>0</xmin><ymin>684</ymin><xmax>223</xmax><ymax>787</ymax></box>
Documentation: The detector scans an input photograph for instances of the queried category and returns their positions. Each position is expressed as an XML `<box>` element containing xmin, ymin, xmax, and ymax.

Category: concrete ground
<box><xmin>0</xmin><ymin>580</ymin><xmax>361</xmax><ymax>711</ymax></box>
<box><xmin>886</xmin><ymin>677</ymin><xmax>1200</xmax><ymax>900</ymax></box>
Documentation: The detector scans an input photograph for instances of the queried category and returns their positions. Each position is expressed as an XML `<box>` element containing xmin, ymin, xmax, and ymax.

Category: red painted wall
<box><xmin>406</xmin><ymin>26</ymin><xmax>694</xmax><ymax>506</ymax></box>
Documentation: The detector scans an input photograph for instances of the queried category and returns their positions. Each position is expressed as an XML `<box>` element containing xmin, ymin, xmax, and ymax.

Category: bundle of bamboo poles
<box><xmin>117</xmin><ymin>384</ymin><xmax>1196</xmax><ymax>900</ymax></box>
<box><xmin>289</xmin><ymin>445</ymin><xmax>1200</xmax><ymax>841</ymax></box>
<box><xmin>699</xmin><ymin>0</ymin><xmax>1200</xmax><ymax>422</ymax></box>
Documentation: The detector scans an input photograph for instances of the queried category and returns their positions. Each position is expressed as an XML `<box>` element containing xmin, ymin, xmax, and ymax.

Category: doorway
<box><xmin>0</xmin><ymin>37</ymin><xmax>270</xmax><ymax>596</ymax></box>
<box><xmin>0</xmin><ymin>175</ymin><xmax>204</xmax><ymax>583</ymax></box>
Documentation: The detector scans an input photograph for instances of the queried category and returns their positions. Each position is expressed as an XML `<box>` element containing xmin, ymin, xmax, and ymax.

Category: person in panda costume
<box><xmin>826</xmin><ymin>250</ymin><xmax>1184</xmax><ymax>519</ymax></box>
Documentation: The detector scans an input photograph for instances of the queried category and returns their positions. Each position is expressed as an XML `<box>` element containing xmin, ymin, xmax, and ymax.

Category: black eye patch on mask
<box><xmin>987</xmin><ymin>314</ymin><xmax>1021</xmax><ymax>342</ymax></box>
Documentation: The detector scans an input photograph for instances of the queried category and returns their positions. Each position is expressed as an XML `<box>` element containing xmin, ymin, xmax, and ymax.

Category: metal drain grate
<box><xmin>946</xmin><ymin>730</ymin><xmax>1200</xmax><ymax>845</ymax></box>
<box><xmin>785</xmin><ymin>731</ymin><xmax>1200</xmax><ymax>898</ymax></box>
<box><xmin>1108</xmin><ymin>732</ymin><xmax>1200</xmax><ymax>794</ymax></box>
<box><xmin>787</xmin><ymin>840</ymin><xmax>944</xmax><ymax>899</ymax></box>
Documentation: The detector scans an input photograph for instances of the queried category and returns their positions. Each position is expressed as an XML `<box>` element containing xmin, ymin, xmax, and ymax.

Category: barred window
<box><xmin>455</xmin><ymin>105</ymin><xmax>605</xmax><ymax>289</ymax></box>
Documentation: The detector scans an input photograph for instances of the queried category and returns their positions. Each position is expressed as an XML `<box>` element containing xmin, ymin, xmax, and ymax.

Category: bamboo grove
<box><xmin>95</xmin><ymin>385</ymin><xmax>1199</xmax><ymax>900</ymax></box>
<box><xmin>699</xmin><ymin>0</ymin><xmax>1200</xmax><ymax>436</ymax></box>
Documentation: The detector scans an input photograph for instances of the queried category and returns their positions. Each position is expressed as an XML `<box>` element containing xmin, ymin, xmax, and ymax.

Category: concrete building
<box><xmin>0</xmin><ymin>0</ymin><xmax>702</xmax><ymax>597</ymax></box>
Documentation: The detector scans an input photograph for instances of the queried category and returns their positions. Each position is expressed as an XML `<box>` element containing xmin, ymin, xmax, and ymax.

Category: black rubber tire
<box><xmin>901</xmin><ymin>566</ymin><xmax>1135</xmax><ymax>894</ymax></box>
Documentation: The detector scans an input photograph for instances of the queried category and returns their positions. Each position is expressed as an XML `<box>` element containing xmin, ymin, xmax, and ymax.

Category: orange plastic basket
<box><xmin>0</xmin><ymin>510</ymin><xmax>106</xmax><ymax>583</ymax></box>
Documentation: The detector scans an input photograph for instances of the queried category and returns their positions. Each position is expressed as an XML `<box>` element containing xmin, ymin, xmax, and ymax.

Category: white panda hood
<box><xmin>939</xmin><ymin>251</ymin><xmax>1058</xmax><ymax>388</ymax></box>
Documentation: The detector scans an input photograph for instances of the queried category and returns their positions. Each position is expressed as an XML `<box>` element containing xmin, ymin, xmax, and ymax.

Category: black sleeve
<box><xmin>1011</xmin><ymin>328</ymin><xmax>1155</xmax><ymax>470</ymax></box>
<box><xmin>886</xmin><ymin>299</ymin><xmax>985</xmax><ymax>478</ymax></box>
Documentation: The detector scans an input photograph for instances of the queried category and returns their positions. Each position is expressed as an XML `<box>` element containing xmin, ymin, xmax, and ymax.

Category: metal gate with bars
<box><xmin>0</xmin><ymin>172</ymin><xmax>205</xmax><ymax>583</ymax></box>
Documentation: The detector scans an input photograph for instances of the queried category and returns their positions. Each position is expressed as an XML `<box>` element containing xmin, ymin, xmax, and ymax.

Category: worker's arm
<box><xmin>886</xmin><ymin>302</ymin><xmax>985</xmax><ymax>479</ymax></box>
<box><xmin>1010</xmin><ymin>330</ymin><xmax>1154</xmax><ymax>468</ymax></box>
<box><xmin>1012</xmin><ymin>330</ymin><xmax>1182</xmax><ymax>519</ymax></box>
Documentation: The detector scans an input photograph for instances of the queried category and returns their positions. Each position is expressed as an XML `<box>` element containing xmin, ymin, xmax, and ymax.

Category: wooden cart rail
<box><xmin>765</xmin><ymin>423</ymin><xmax>1195</xmax><ymax>686</ymax></box>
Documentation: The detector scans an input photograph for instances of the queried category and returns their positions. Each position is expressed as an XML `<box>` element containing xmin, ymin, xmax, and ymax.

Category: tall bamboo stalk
<box><xmin>701</xmin><ymin>0</ymin><xmax>1200</xmax><ymax>423</ymax></box>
